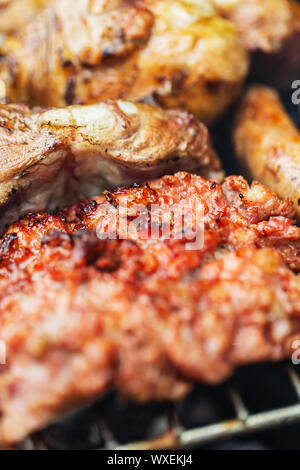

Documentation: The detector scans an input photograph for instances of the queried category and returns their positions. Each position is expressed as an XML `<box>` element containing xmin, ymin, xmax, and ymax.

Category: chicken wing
<box><xmin>0</xmin><ymin>0</ymin><xmax>249</xmax><ymax>123</ymax></box>
<box><xmin>233</xmin><ymin>86</ymin><xmax>300</xmax><ymax>221</ymax></box>
<box><xmin>1</xmin><ymin>171</ymin><xmax>300</xmax><ymax>444</ymax></box>
<box><xmin>0</xmin><ymin>99</ymin><xmax>222</xmax><ymax>232</ymax></box>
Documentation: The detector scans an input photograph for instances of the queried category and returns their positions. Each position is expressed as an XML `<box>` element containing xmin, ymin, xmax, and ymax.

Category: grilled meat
<box><xmin>0</xmin><ymin>0</ymin><xmax>249</xmax><ymax>123</ymax></box>
<box><xmin>0</xmin><ymin>100</ymin><xmax>222</xmax><ymax>233</ymax></box>
<box><xmin>212</xmin><ymin>0</ymin><xmax>300</xmax><ymax>87</ymax></box>
<box><xmin>212</xmin><ymin>0</ymin><xmax>300</xmax><ymax>52</ymax></box>
<box><xmin>233</xmin><ymin>86</ymin><xmax>300</xmax><ymax>221</ymax></box>
<box><xmin>0</xmin><ymin>0</ymin><xmax>56</xmax><ymax>34</ymax></box>
<box><xmin>1</xmin><ymin>172</ymin><xmax>300</xmax><ymax>444</ymax></box>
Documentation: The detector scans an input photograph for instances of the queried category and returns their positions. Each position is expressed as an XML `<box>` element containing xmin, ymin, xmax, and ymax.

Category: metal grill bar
<box><xmin>228</xmin><ymin>387</ymin><xmax>249</xmax><ymax>422</ymax></box>
<box><xmin>286</xmin><ymin>366</ymin><xmax>300</xmax><ymax>399</ymax></box>
<box><xmin>98</xmin><ymin>417</ymin><xmax>119</xmax><ymax>450</ymax></box>
<box><xmin>116</xmin><ymin>365</ymin><xmax>300</xmax><ymax>450</ymax></box>
<box><xmin>117</xmin><ymin>403</ymin><xmax>300</xmax><ymax>450</ymax></box>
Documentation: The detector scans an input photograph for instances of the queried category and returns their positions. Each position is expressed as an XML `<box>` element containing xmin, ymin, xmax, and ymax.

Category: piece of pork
<box><xmin>0</xmin><ymin>0</ymin><xmax>249</xmax><ymax>123</ymax></box>
<box><xmin>233</xmin><ymin>86</ymin><xmax>300</xmax><ymax>221</ymax></box>
<box><xmin>0</xmin><ymin>100</ymin><xmax>222</xmax><ymax>232</ymax></box>
<box><xmin>1</xmin><ymin>172</ymin><xmax>300</xmax><ymax>444</ymax></box>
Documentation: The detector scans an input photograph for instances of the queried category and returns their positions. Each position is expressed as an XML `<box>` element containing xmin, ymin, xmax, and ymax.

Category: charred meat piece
<box><xmin>0</xmin><ymin>100</ymin><xmax>222</xmax><ymax>232</ymax></box>
<box><xmin>1</xmin><ymin>172</ymin><xmax>300</xmax><ymax>444</ymax></box>
<box><xmin>233</xmin><ymin>86</ymin><xmax>300</xmax><ymax>221</ymax></box>
<box><xmin>0</xmin><ymin>0</ymin><xmax>249</xmax><ymax>123</ymax></box>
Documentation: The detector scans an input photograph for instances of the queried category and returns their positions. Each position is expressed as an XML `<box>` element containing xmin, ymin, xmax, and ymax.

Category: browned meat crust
<box><xmin>0</xmin><ymin>0</ymin><xmax>56</xmax><ymax>34</ymax></box>
<box><xmin>233</xmin><ymin>86</ymin><xmax>300</xmax><ymax>221</ymax></box>
<box><xmin>212</xmin><ymin>0</ymin><xmax>300</xmax><ymax>87</ymax></box>
<box><xmin>0</xmin><ymin>100</ymin><xmax>222</xmax><ymax>232</ymax></box>
<box><xmin>0</xmin><ymin>0</ymin><xmax>248</xmax><ymax>123</ymax></box>
<box><xmin>212</xmin><ymin>0</ymin><xmax>299</xmax><ymax>52</ymax></box>
<box><xmin>1</xmin><ymin>172</ymin><xmax>300</xmax><ymax>444</ymax></box>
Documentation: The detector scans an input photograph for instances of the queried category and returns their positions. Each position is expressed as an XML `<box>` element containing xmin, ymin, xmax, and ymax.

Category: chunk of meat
<box><xmin>233</xmin><ymin>86</ymin><xmax>300</xmax><ymax>221</ymax></box>
<box><xmin>212</xmin><ymin>0</ymin><xmax>300</xmax><ymax>87</ymax></box>
<box><xmin>0</xmin><ymin>0</ymin><xmax>249</xmax><ymax>123</ymax></box>
<box><xmin>1</xmin><ymin>172</ymin><xmax>300</xmax><ymax>444</ymax></box>
<box><xmin>212</xmin><ymin>0</ymin><xmax>298</xmax><ymax>52</ymax></box>
<box><xmin>0</xmin><ymin>0</ymin><xmax>56</xmax><ymax>34</ymax></box>
<box><xmin>0</xmin><ymin>100</ymin><xmax>222</xmax><ymax>232</ymax></box>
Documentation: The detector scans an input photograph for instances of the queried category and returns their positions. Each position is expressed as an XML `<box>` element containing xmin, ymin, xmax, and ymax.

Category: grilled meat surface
<box><xmin>0</xmin><ymin>0</ymin><xmax>56</xmax><ymax>34</ymax></box>
<box><xmin>212</xmin><ymin>0</ymin><xmax>300</xmax><ymax>87</ymax></box>
<box><xmin>1</xmin><ymin>172</ymin><xmax>300</xmax><ymax>444</ymax></box>
<box><xmin>0</xmin><ymin>0</ymin><xmax>248</xmax><ymax>123</ymax></box>
<box><xmin>0</xmin><ymin>100</ymin><xmax>222</xmax><ymax>232</ymax></box>
<box><xmin>233</xmin><ymin>86</ymin><xmax>300</xmax><ymax>221</ymax></box>
<box><xmin>2</xmin><ymin>0</ymin><xmax>299</xmax><ymax>54</ymax></box>
<box><xmin>212</xmin><ymin>0</ymin><xmax>300</xmax><ymax>52</ymax></box>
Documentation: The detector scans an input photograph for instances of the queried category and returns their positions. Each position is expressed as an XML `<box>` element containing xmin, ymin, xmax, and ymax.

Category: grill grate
<box><xmin>17</xmin><ymin>363</ymin><xmax>300</xmax><ymax>450</ymax></box>
<box><xmin>117</xmin><ymin>365</ymin><xmax>300</xmax><ymax>450</ymax></box>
